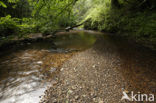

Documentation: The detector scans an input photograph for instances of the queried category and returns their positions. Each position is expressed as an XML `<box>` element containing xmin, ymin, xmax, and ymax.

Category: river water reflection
<box><xmin>0</xmin><ymin>31</ymin><xmax>98</xmax><ymax>103</ymax></box>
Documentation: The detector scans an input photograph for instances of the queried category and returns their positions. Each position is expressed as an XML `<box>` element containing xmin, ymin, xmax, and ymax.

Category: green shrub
<box><xmin>0</xmin><ymin>15</ymin><xmax>20</xmax><ymax>37</ymax></box>
<box><xmin>0</xmin><ymin>16</ymin><xmax>39</xmax><ymax>38</ymax></box>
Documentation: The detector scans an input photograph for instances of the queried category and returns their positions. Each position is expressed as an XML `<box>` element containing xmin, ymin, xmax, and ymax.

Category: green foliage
<box><xmin>0</xmin><ymin>15</ymin><xmax>20</xmax><ymax>37</ymax></box>
<box><xmin>76</xmin><ymin>0</ymin><xmax>156</xmax><ymax>44</ymax></box>
<box><xmin>0</xmin><ymin>0</ymin><xmax>78</xmax><ymax>39</ymax></box>
<box><xmin>0</xmin><ymin>1</ymin><xmax>7</xmax><ymax>8</ymax></box>
<box><xmin>0</xmin><ymin>0</ymin><xmax>19</xmax><ymax>8</ymax></box>
<box><xmin>30</xmin><ymin>0</ymin><xmax>77</xmax><ymax>34</ymax></box>
<box><xmin>0</xmin><ymin>0</ymin><xmax>31</xmax><ymax>18</ymax></box>
<box><xmin>0</xmin><ymin>15</ymin><xmax>37</xmax><ymax>39</ymax></box>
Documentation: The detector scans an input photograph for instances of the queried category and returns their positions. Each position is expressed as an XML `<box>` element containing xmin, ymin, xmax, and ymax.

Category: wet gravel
<box><xmin>40</xmin><ymin>36</ymin><xmax>156</xmax><ymax>103</ymax></box>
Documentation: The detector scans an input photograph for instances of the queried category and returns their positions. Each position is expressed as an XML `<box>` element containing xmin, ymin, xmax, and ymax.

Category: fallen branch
<box><xmin>43</xmin><ymin>21</ymin><xmax>86</xmax><ymax>37</ymax></box>
<box><xmin>65</xmin><ymin>22</ymin><xmax>85</xmax><ymax>31</ymax></box>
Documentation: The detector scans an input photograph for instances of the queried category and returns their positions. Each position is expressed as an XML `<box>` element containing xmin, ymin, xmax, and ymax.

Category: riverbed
<box><xmin>0</xmin><ymin>31</ymin><xmax>98</xmax><ymax>103</ymax></box>
<box><xmin>0</xmin><ymin>30</ymin><xmax>156</xmax><ymax>103</ymax></box>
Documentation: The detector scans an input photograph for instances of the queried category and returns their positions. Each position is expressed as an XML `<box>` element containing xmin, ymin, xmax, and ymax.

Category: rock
<box><xmin>50</xmin><ymin>67</ymin><xmax>56</xmax><ymax>73</ymax></box>
<box><xmin>73</xmin><ymin>67</ymin><xmax>76</xmax><ymax>71</ymax></box>
<box><xmin>27</xmin><ymin>42</ymin><xmax>31</xmax><ymax>45</ymax></box>
<box><xmin>66</xmin><ymin>100</ymin><xmax>69</xmax><ymax>103</ymax></box>
<box><xmin>68</xmin><ymin>90</ymin><xmax>73</xmax><ymax>94</ymax></box>
<box><xmin>75</xmin><ymin>95</ymin><xmax>79</xmax><ymax>100</ymax></box>
<box><xmin>60</xmin><ymin>68</ymin><xmax>64</xmax><ymax>71</ymax></box>
<box><xmin>37</xmin><ymin>61</ymin><xmax>43</xmax><ymax>64</ymax></box>
<box><xmin>92</xmin><ymin>65</ymin><xmax>96</xmax><ymax>68</ymax></box>
<box><xmin>93</xmin><ymin>98</ymin><xmax>96</xmax><ymax>101</ymax></box>
<box><xmin>72</xmin><ymin>86</ymin><xmax>76</xmax><ymax>90</ymax></box>
<box><xmin>82</xmin><ymin>94</ymin><xmax>86</xmax><ymax>97</ymax></box>
<box><xmin>99</xmin><ymin>100</ymin><xmax>104</xmax><ymax>103</ymax></box>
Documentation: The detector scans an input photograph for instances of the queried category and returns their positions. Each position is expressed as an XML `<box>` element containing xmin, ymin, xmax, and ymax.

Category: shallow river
<box><xmin>0</xmin><ymin>31</ymin><xmax>98</xmax><ymax>103</ymax></box>
<box><xmin>0</xmin><ymin>30</ymin><xmax>155</xmax><ymax>103</ymax></box>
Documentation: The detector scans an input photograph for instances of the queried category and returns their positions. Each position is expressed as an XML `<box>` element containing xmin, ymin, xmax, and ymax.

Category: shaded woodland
<box><xmin>0</xmin><ymin>0</ymin><xmax>156</xmax><ymax>47</ymax></box>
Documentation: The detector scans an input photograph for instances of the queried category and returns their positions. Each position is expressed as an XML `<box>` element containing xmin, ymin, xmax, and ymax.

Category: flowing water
<box><xmin>0</xmin><ymin>31</ymin><xmax>98</xmax><ymax>103</ymax></box>
<box><xmin>0</xmin><ymin>30</ymin><xmax>156</xmax><ymax>103</ymax></box>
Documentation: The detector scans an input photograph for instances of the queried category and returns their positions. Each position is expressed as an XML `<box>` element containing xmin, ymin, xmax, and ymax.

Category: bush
<box><xmin>0</xmin><ymin>15</ymin><xmax>20</xmax><ymax>37</ymax></box>
<box><xmin>0</xmin><ymin>16</ymin><xmax>39</xmax><ymax>38</ymax></box>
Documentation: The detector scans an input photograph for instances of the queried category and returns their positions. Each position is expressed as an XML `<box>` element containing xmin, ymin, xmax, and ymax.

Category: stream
<box><xmin>0</xmin><ymin>31</ymin><xmax>98</xmax><ymax>103</ymax></box>
<box><xmin>0</xmin><ymin>30</ymin><xmax>156</xmax><ymax>103</ymax></box>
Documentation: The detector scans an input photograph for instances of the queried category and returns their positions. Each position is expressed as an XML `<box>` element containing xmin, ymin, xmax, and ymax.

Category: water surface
<box><xmin>0</xmin><ymin>31</ymin><xmax>98</xmax><ymax>103</ymax></box>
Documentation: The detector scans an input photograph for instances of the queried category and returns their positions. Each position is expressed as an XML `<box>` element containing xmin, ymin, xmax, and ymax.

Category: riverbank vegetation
<box><xmin>74</xmin><ymin>0</ymin><xmax>156</xmax><ymax>47</ymax></box>
<box><xmin>0</xmin><ymin>0</ymin><xmax>77</xmax><ymax>46</ymax></box>
<box><xmin>0</xmin><ymin>0</ymin><xmax>156</xmax><ymax>48</ymax></box>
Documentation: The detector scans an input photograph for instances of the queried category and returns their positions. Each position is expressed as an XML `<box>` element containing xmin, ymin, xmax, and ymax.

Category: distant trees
<box><xmin>73</xmin><ymin>0</ymin><xmax>156</xmax><ymax>45</ymax></box>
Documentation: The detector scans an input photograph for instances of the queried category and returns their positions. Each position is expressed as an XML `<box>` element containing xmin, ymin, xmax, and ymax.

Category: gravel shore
<box><xmin>40</xmin><ymin>36</ymin><xmax>156</xmax><ymax>103</ymax></box>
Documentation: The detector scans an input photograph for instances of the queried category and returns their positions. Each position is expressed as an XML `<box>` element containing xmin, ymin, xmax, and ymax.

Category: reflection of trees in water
<box><xmin>0</xmin><ymin>33</ymin><xmax>91</xmax><ymax>102</ymax></box>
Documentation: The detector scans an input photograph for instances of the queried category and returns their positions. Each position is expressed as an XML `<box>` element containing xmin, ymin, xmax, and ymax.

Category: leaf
<box><xmin>0</xmin><ymin>1</ymin><xmax>7</xmax><ymax>8</ymax></box>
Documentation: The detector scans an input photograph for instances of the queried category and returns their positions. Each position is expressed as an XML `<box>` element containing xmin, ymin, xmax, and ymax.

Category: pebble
<box><xmin>37</xmin><ymin>61</ymin><xmax>43</xmax><ymax>64</ymax></box>
<box><xmin>68</xmin><ymin>90</ymin><xmax>73</xmax><ymax>94</ymax></box>
<box><xmin>92</xmin><ymin>65</ymin><xmax>96</xmax><ymax>68</ymax></box>
<box><xmin>27</xmin><ymin>42</ymin><xmax>31</xmax><ymax>45</ymax></box>
<box><xmin>72</xmin><ymin>86</ymin><xmax>76</xmax><ymax>90</ymax></box>
<box><xmin>99</xmin><ymin>100</ymin><xmax>104</xmax><ymax>103</ymax></box>
<box><xmin>82</xmin><ymin>94</ymin><xmax>86</xmax><ymax>97</ymax></box>
<box><xmin>50</xmin><ymin>67</ymin><xmax>56</xmax><ymax>73</ymax></box>
<box><xmin>75</xmin><ymin>95</ymin><xmax>79</xmax><ymax>100</ymax></box>
<box><xmin>73</xmin><ymin>67</ymin><xmax>76</xmax><ymax>71</ymax></box>
<box><xmin>60</xmin><ymin>68</ymin><xmax>64</xmax><ymax>71</ymax></box>
<box><xmin>93</xmin><ymin>98</ymin><xmax>96</xmax><ymax>101</ymax></box>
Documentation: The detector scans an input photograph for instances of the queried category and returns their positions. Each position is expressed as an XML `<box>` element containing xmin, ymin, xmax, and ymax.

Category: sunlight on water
<box><xmin>0</xmin><ymin>31</ymin><xmax>98</xmax><ymax>103</ymax></box>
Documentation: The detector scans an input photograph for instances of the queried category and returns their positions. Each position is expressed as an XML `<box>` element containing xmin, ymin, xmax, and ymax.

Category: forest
<box><xmin>0</xmin><ymin>0</ymin><xmax>156</xmax><ymax>48</ymax></box>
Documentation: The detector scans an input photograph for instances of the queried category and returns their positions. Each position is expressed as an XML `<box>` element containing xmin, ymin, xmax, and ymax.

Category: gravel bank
<box><xmin>40</xmin><ymin>35</ymin><xmax>156</xmax><ymax>103</ymax></box>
